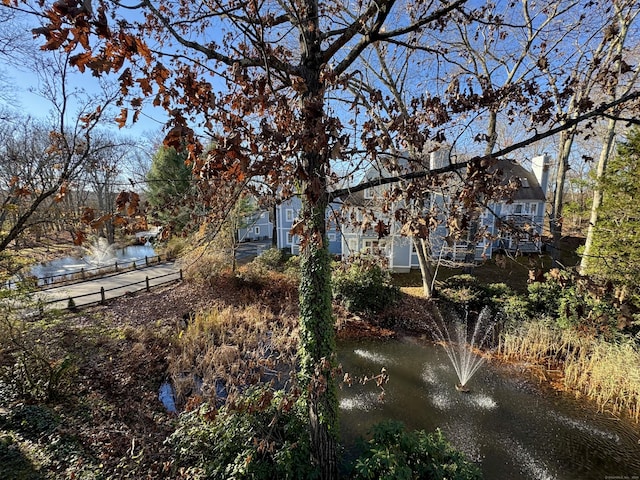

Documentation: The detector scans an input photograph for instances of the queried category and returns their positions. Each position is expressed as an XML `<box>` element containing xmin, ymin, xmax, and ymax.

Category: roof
<box><xmin>493</xmin><ymin>158</ymin><xmax>545</xmax><ymax>202</ymax></box>
<box><xmin>341</xmin><ymin>157</ymin><xmax>546</xmax><ymax>207</ymax></box>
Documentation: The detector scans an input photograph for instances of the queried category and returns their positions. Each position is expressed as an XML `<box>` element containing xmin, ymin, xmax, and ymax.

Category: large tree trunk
<box><xmin>580</xmin><ymin>118</ymin><xmax>617</xmax><ymax>273</ymax></box>
<box><xmin>414</xmin><ymin>237</ymin><xmax>435</xmax><ymax>298</ymax></box>
<box><xmin>299</xmin><ymin>173</ymin><xmax>337</xmax><ymax>478</ymax></box>
<box><xmin>297</xmin><ymin>2</ymin><xmax>337</xmax><ymax>476</ymax></box>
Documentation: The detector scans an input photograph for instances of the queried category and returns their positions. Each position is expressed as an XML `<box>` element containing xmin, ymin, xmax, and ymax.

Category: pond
<box><xmin>338</xmin><ymin>337</ymin><xmax>640</xmax><ymax>480</ymax></box>
<box><xmin>28</xmin><ymin>242</ymin><xmax>156</xmax><ymax>286</ymax></box>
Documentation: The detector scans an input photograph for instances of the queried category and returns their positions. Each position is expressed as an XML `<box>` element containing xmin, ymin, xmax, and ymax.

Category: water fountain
<box><xmin>429</xmin><ymin>306</ymin><xmax>497</xmax><ymax>392</ymax></box>
<box><xmin>84</xmin><ymin>237</ymin><xmax>115</xmax><ymax>266</ymax></box>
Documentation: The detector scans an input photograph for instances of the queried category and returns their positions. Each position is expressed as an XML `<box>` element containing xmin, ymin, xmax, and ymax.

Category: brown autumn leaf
<box><xmin>115</xmin><ymin>108</ymin><xmax>128</xmax><ymax>128</ymax></box>
<box><xmin>126</xmin><ymin>191</ymin><xmax>140</xmax><ymax>215</ymax></box>
<box><xmin>115</xmin><ymin>191</ymin><xmax>130</xmax><ymax>212</ymax></box>
<box><xmin>90</xmin><ymin>213</ymin><xmax>112</xmax><ymax>229</ymax></box>
<box><xmin>73</xmin><ymin>230</ymin><xmax>87</xmax><ymax>246</ymax></box>
<box><xmin>43</xmin><ymin>29</ymin><xmax>70</xmax><ymax>50</ymax></box>
<box><xmin>112</xmin><ymin>215</ymin><xmax>128</xmax><ymax>226</ymax></box>
<box><xmin>54</xmin><ymin>182</ymin><xmax>69</xmax><ymax>202</ymax></box>
<box><xmin>70</xmin><ymin>51</ymin><xmax>93</xmax><ymax>72</ymax></box>
<box><xmin>80</xmin><ymin>207</ymin><xmax>95</xmax><ymax>224</ymax></box>
<box><xmin>13</xmin><ymin>187</ymin><xmax>31</xmax><ymax>197</ymax></box>
<box><xmin>164</xmin><ymin>125</ymin><xmax>192</xmax><ymax>150</ymax></box>
<box><xmin>135</xmin><ymin>37</ymin><xmax>152</xmax><ymax>64</ymax></box>
<box><xmin>375</xmin><ymin>220</ymin><xmax>389</xmax><ymax>239</ymax></box>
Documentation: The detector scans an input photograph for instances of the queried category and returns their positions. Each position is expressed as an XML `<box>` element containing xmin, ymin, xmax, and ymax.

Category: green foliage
<box><xmin>2</xmin><ymin>404</ymin><xmax>60</xmax><ymax>439</ymax></box>
<box><xmin>256</xmin><ymin>247</ymin><xmax>285</xmax><ymax>270</ymax></box>
<box><xmin>556</xmin><ymin>285</ymin><xmax>618</xmax><ymax>331</ymax></box>
<box><xmin>585</xmin><ymin>127</ymin><xmax>640</xmax><ymax>295</ymax></box>
<box><xmin>500</xmin><ymin>294</ymin><xmax>531</xmax><ymax>324</ymax></box>
<box><xmin>438</xmin><ymin>275</ymin><xmax>487</xmax><ymax>310</ymax></box>
<box><xmin>170</xmin><ymin>387</ymin><xmax>316</xmax><ymax>480</ymax></box>
<box><xmin>526</xmin><ymin>280</ymin><xmax>563</xmax><ymax>319</ymax></box>
<box><xmin>146</xmin><ymin>145</ymin><xmax>193</xmax><ymax>230</ymax></box>
<box><xmin>0</xmin><ymin>289</ymin><xmax>76</xmax><ymax>403</ymax></box>
<box><xmin>283</xmin><ymin>255</ymin><xmax>301</xmax><ymax>280</ymax></box>
<box><xmin>332</xmin><ymin>256</ymin><xmax>400</xmax><ymax>314</ymax></box>
<box><xmin>163</xmin><ymin>235</ymin><xmax>189</xmax><ymax>259</ymax></box>
<box><xmin>352</xmin><ymin>420</ymin><xmax>482</xmax><ymax>480</ymax></box>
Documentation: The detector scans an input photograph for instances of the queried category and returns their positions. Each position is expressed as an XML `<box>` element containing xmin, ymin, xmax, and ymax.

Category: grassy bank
<box><xmin>499</xmin><ymin>320</ymin><xmax>640</xmax><ymax>422</ymax></box>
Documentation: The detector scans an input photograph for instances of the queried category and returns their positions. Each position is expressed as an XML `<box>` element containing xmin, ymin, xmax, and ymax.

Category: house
<box><xmin>275</xmin><ymin>196</ymin><xmax>343</xmax><ymax>255</ymax></box>
<box><xmin>237</xmin><ymin>209</ymin><xmax>273</xmax><ymax>242</ymax></box>
<box><xmin>340</xmin><ymin>152</ymin><xmax>550</xmax><ymax>272</ymax></box>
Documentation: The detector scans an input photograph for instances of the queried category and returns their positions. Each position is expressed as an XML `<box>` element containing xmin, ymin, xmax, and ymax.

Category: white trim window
<box><xmin>328</xmin><ymin>232</ymin><xmax>336</xmax><ymax>242</ymax></box>
<box><xmin>364</xmin><ymin>188</ymin><xmax>373</xmax><ymax>199</ymax></box>
<box><xmin>254</xmin><ymin>226</ymin><xmax>260</xmax><ymax>235</ymax></box>
<box><xmin>286</xmin><ymin>209</ymin><xmax>295</xmax><ymax>222</ymax></box>
<box><xmin>347</xmin><ymin>238</ymin><xmax>358</xmax><ymax>253</ymax></box>
<box><xmin>287</xmin><ymin>233</ymin><xmax>299</xmax><ymax>245</ymax></box>
<box><xmin>363</xmin><ymin>239</ymin><xmax>381</xmax><ymax>254</ymax></box>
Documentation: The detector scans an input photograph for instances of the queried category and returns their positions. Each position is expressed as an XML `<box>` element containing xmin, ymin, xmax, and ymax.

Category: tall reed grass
<box><xmin>500</xmin><ymin>320</ymin><xmax>640</xmax><ymax>422</ymax></box>
<box><xmin>168</xmin><ymin>304</ymin><xmax>299</xmax><ymax>407</ymax></box>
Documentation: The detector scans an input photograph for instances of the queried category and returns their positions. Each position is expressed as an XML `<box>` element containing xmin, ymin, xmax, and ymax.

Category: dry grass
<box><xmin>168</xmin><ymin>304</ymin><xmax>300</xmax><ymax>407</ymax></box>
<box><xmin>178</xmin><ymin>246</ymin><xmax>231</xmax><ymax>286</ymax></box>
<box><xmin>500</xmin><ymin>320</ymin><xmax>640</xmax><ymax>422</ymax></box>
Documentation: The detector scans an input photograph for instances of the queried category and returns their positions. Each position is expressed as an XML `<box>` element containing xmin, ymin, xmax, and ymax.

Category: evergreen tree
<box><xmin>146</xmin><ymin>146</ymin><xmax>192</xmax><ymax>232</ymax></box>
<box><xmin>584</xmin><ymin>127</ymin><xmax>640</xmax><ymax>292</ymax></box>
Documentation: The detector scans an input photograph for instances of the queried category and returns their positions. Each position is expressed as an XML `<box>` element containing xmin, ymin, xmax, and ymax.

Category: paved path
<box><xmin>37</xmin><ymin>262</ymin><xmax>181</xmax><ymax>309</ymax></box>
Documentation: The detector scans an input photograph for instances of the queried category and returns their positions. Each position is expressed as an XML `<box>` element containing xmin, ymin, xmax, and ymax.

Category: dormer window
<box><xmin>520</xmin><ymin>177</ymin><xmax>529</xmax><ymax>187</ymax></box>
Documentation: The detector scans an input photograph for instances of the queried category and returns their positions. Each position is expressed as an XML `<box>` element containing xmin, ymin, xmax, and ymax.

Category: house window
<box><xmin>514</xmin><ymin>204</ymin><xmax>523</xmax><ymax>214</ymax></box>
<box><xmin>529</xmin><ymin>203</ymin><xmax>538</xmax><ymax>215</ymax></box>
<box><xmin>328</xmin><ymin>232</ymin><xmax>336</xmax><ymax>242</ymax></box>
<box><xmin>286</xmin><ymin>209</ymin><xmax>294</xmax><ymax>222</ymax></box>
<box><xmin>254</xmin><ymin>226</ymin><xmax>260</xmax><ymax>235</ymax></box>
<box><xmin>364</xmin><ymin>188</ymin><xmax>373</xmax><ymax>199</ymax></box>
<box><xmin>363</xmin><ymin>240</ymin><xmax>381</xmax><ymax>254</ymax></box>
<box><xmin>348</xmin><ymin>239</ymin><xmax>358</xmax><ymax>253</ymax></box>
<box><xmin>287</xmin><ymin>233</ymin><xmax>298</xmax><ymax>245</ymax></box>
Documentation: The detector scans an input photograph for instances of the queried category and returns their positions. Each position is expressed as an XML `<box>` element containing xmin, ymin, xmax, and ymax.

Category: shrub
<box><xmin>332</xmin><ymin>257</ymin><xmax>400</xmax><ymax>314</ymax></box>
<box><xmin>438</xmin><ymin>275</ymin><xmax>487</xmax><ymax>311</ymax></box>
<box><xmin>170</xmin><ymin>387</ymin><xmax>315</xmax><ymax>480</ymax></box>
<box><xmin>352</xmin><ymin>420</ymin><xmax>482</xmax><ymax>480</ymax></box>
<box><xmin>526</xmin><ymin>280</ymin><xmax>562</xmax><ymax>319</ymax></box>
<box><xmin>283</xmin><ymin>255</ymin><xmax>301</xmax><ymax>281</ymax></box>
<box><xmin>255</xmin><ymin>247</ymin><xmax>285</xmax><ymax>270</ymax></box>
<box><xmin>0</xmin><ymin>291</ymin><xmax>76</xmax><ymax>403</ymax></box>
<box><xmin>163</xmin><ymin>235</ymin><xmax>189</xmax><ymax>259</ymax></box>
<box><xmin>180</xmin><ymin>246</ymin><xmax>230</xmax><ymax>286</ymax></box>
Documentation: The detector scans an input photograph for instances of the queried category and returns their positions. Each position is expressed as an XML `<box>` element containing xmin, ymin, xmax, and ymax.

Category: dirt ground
<box><xmin>1</xmin><ymin>261</ymin><xmax>419</xmax><ymax>479</ymax></box>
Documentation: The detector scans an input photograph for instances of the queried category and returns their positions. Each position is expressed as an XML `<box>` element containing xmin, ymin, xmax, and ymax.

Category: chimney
<box><xmin>532</xmin><ymin>153</ymin><xmax>551</xmax><ymax>197</ymax></box>
<box><xmin>430</xmin><ymin>148</ymin><xmax>451</xmax><ymax>171</ymax></box>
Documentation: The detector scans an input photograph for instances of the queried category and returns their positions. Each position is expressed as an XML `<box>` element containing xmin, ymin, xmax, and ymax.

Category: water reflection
<box><xmin>29</xmin><ymin>244</ymin><xmax>156</xmax><ymax>285</ymax></box>
<box><xmin>338</xmin><ymin>337</ymin><xmax>640</xmax><ymax>480</ymax></box>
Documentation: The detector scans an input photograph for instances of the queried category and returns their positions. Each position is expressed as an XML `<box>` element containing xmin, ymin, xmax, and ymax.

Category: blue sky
<box><xmin>1</xmin><ymin>59</ymin><xmax>167</xmax><ymax>138</ymax></box>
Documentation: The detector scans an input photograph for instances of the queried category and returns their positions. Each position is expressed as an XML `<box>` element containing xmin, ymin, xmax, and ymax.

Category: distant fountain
<box><xmin>429</xmin><ymin>306</ymin><xmax>497</xmax><ymax>392</ymax></box>
<box><xmin>84</xmin><ymin>237</ymin><xmax>115</xmax><ymax>266</ymax></box>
